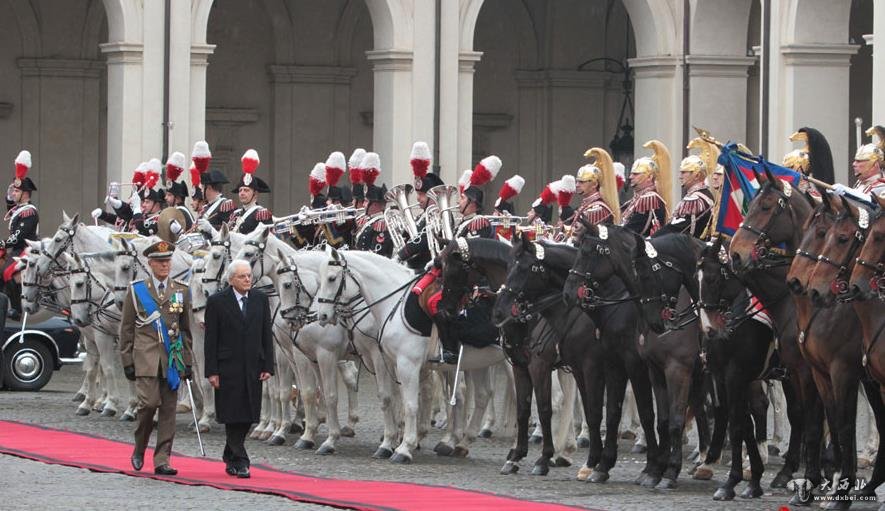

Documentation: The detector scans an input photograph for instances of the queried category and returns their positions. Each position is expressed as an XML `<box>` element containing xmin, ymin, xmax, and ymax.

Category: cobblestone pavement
<box><xmin>2</xmin><ymin>365</ymin><xmax>884</xmax><ymax>511</ymax></box>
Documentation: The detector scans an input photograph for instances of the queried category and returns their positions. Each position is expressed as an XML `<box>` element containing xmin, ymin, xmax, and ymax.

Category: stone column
<box><xmin>438</xmin><ymin>0</ymin><xmax>459</xmax><ymax>182</ymax></box>
<box><xmin>100</xmin><ymin>42</ymin><xmax>144</xmax><ymax>185</ymax></box>
<box><xmin>17</xmin><ymin>58</ymin><xmax>103</xmax><ymax>224</ymax></box>
<box><xmin>775</xmin><ymin>44</ymin><xmax>858</xmax><ymax>184</ymax></box>
<box><xmin>457</xmin><ymin>51</ymin><xmax>482</xmax><ymax>175</ymax></box>
<box><xmin>686</xmin><ymin>55</ymin><xmax>757</xmax><ymax>145</ymax></box>
<box><xmin>188</xmin><ymin>44</ymin><xmax>215</xmax><ymax>149</ymax></box>
<box><xmin>366</xmin><ymin>49</ymin><xmax>414</xmax><ymax>186</ymax></box>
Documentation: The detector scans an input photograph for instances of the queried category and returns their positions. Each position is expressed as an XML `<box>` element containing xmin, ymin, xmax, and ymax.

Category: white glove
<box><xmin>169</xmin><ymin>219</ymin><xmax>182</xmax><ymax>235</ymax></box>
<box><xmin>829</xmin><ymin>183</ymin><xmax>872</xmax><ymax>203</ymax></box>
<box><xmin>6</xmin><ymin>183</ymin><xmax>14</xmax><ymax>202</ymax></box>
<box><xmin>129</xmin><ymin>192</ymin><xmax>142</xmax><ymax>214</ymax></box>
<box><xmin>106</xmin><ymin>196</ymin><xmax>122</xmax><ymax>209</ymax></box>
<box><xmin>197</xmin><ymin>218</ymin><xmax>214</xmax><ymax>235</ymax></box>
<box><xmin>830</xmin><ymin>183</ymin><xmax>849</xmax><ymax>196</ymax></box>
<box><xmin>91</xmin><ymin>208</ymin><xmax>102</xmax><ymax>220</ymax></box>
<box><xmin>424</xmin><ymin>260</ymin><xmax>436</xmax><ymax>272</ymax></box>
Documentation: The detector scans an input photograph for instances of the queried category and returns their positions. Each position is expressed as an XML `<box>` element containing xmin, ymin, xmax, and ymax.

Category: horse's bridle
<box><xmin>500</xmin><ymin>243</ymin><xmax>566</xmax><ymax>323</ymax></box>
<box><xmin>68</xmin><ymin>262</ymin><xmax>120</xmax><ymax>331</ymax></box>
<box><xmin>113</xmin><ymin>246</ymin><xmax>150</xmax><ymax>293</ymax></box>
<box><xmin>202</xmin><ymin>239</ymin><xmax>232</xmax><ymax>286</ymax></box>
<box><xmin>276</xmin><ymin>260</ymin><xmax>315</xmax><ymax>325</ymax></box>
<box><xmin>45</xmin><ymin>225</ymin><xmax>77</xmax><ymax>268</ymax></box>
<box><xmin>737</xmin><ymin>182</ymin><xmax>797</xmax><ymax>270</ymax></box>
<box><xmin>816</xmin><ymin>208</ymin><xmax>869</xmax><ymax>299</ymax></box>
<box><xmin>568</xmin><ymin>230</ymin><xmax>642</xmax><ymax>311</ymax></box>
<box><xmin>316</xmin><ymin>254</ymin><xmax>363</xmax><ymax>318</ymax></box>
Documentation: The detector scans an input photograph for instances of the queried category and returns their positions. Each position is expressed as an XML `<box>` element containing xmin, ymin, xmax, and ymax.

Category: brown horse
<box><xmin>729</xmin><ymin>174</ymin><xmax>827</xmax><ymax>504</ymax></box>
<box><xmin>781</xmin><ymin>192</ymin><xmax>866</xmax><ymax>509</ymax></box>
<box><xmin>805</xmin><ymin>195</ymin><xmax>885</xmax><ymax>499</ymax></box>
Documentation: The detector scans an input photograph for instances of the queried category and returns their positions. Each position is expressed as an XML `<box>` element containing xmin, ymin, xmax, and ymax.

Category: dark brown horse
<box><xmin>804</xmin><ymin>195</ymin><xmax>885</xmax><ymax>500</ymax></box>
<box><xmin>563</xmin><ymin>224</ymin><xmax>706</xmax><ymax>490</ymax></box>
<box><xmin>730</xmin><ymin>174</ymin><xmax>827</xmax><ymax>505</ymax></box>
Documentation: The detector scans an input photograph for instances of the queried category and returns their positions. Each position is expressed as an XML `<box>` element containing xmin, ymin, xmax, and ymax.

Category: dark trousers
<box><xmin>223</xmin><ymin>422</ymin><xmax>251</xmax><ymax>469</ymax></box>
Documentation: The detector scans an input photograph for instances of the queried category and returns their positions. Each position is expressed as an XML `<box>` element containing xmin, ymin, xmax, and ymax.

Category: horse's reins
<box><xmin>737</xmin><ymin>181</ymin><xmax>798</xmax><ymax>271</ymax></box>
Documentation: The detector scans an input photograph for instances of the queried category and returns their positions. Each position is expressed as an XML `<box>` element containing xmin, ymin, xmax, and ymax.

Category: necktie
<box><xmin>158</xmin><ymin>282</ymin><xmax>165</xmax><ymax>300</ymax></box>
<box><xmin>240</xmin><ymin>295</ymin><xmax>248</xmax><ymax>316</ymax></box>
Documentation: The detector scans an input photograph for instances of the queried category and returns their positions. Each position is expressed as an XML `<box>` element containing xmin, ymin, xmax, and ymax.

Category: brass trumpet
<box><xmin>273</xmin><ymin>206</ymin><xmax>364</xmax><ymax>237</ymax></box>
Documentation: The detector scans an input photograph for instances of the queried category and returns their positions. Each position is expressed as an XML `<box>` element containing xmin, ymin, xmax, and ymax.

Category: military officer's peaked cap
<box><xmin>143</xmin><ymin>240</ymin><xmax>174</xmax><ymax>259</ymax></box>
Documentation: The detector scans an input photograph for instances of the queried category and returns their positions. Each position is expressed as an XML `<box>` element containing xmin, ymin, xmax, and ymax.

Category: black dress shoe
<box><xmin>154</xmin><ymin>465</ymin><xmax>178</xmax><ymax>476</ymax></box>
<box><xmin>225</xmin><ymin>464</ymin><xmax>237</xmax><ymax>476</ymax></box>
<box><xmin>131</xmin><ymin>452</ymin><xmax>144</xmax><ymax>471</ymax></box>
<box><xmin>236</xmin><ymin>467</ymin><xmax>250</xmax><ymax>479</ymax></box>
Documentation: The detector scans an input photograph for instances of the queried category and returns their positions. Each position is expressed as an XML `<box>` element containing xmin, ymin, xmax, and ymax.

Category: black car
<box><xmin>1</xmin><ymin>315</ymin><xmax>82</xmax><ymax>391</ymax></box>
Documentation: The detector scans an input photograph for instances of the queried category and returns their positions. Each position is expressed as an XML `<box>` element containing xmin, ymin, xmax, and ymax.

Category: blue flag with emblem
<box><xmin>132</xmin><ymin>281</ymin><xmax>185</xmax><ymax>391</ymax></box>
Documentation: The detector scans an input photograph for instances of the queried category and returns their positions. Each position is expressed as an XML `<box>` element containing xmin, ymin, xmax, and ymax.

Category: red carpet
<box><xmin>0</xmin><ymin>421</ymin><xmax>592</xmax><ymax>511</ymax></box>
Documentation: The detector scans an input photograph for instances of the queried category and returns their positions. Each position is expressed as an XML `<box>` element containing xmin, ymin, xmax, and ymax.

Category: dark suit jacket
<box><xmin>204</xmin><ymin>286</ymin><xmax>274</xmax><ymax>424</ymax></box>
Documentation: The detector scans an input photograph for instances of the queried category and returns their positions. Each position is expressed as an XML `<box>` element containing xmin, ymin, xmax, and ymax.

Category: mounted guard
<box><xmin>621</xmin><ymin>139</ymin><xmax>671</xmax><ymax>237</ymax></box>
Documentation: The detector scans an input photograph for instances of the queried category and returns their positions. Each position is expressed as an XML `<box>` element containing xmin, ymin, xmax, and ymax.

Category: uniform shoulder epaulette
<box><xmin>371</xmin><ymin>218</ymin><xmax>387</xmax><ymax>231</ymax></box>
<box><xmin>632</xmin><ymin>191</ymin><xmax>665</xmax><ymax>214</ymax></box>
<box><xmin>674</xmin><ymin>190</ymin><xmax>714</xmax><ymax>217</ymax></box>
<box><xmin>469</xmin><ymin>216</ymin><xmax>490</xmax><ymax>230</ymax></box>
<box><xmin>173</xmin><ymin>278</ymin><xmax>189</xmax><ymax>288</ymax></box>
<box><xmin>220</xmin><ymin>199</ymin><xmax>236</xmax><ymax>212</ymax></box>
<box><xmin>16</xmin><ymin>207</ymin><xmax>37</xmax><ymax>218</ymax></box>
<box><xmin>255</xmin><ymin>207</ymin><xmax>272</xmax><ymax>222</ymax></box>
<box><xmin>584</xmin><ymin>202</ymin><xmax>613</xmax><ymax>225</ymax></box>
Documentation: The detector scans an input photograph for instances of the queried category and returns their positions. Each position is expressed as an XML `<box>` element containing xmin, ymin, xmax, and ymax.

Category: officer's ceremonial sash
<box><xmin>132</xmin><ymin>281</ymin><xmax>185</xmax><ymax>390</ymax></box>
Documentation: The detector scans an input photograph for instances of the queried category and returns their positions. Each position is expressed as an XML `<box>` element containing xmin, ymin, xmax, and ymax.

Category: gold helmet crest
<box><xmin>679</xmin><ymin>155</ymin><xmax>707</xmax><ymax>175</ymax></box>
<box><xmin>580</xmin><ymin>147</ymin><xmax>621</xmax><ymax>223</ymax></box>
<box><xmin>630</xmin><ymin>140</ymin><xmax>672</xmax><ymax>210</ymax></box>
<box><xmin>782</xmin><ymin>149</ymin><xmax>810</xmax><ymax>173</ymax></box>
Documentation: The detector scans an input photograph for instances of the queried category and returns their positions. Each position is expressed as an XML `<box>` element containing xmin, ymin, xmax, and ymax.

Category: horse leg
<box><xmin>529</xmin><ymin>358</ymin><xmax>555</xmax><ymax>476</ymax></box>
<box><xmin>856</xmin><ymin>385</ymin><xmax>878</xmax><ymax>469</ymax></box>
<box><xmin>771</xmin><ymin>376</ymin><xmax>803</xmax><ymax>488</ymax></box>
<box><xmin>656</xmin><ymin>361</ymin><xmax>693</xmax><ymax>490</ymax></box>
<box><xmin>76</xmin><ymin>331</ymin><xmax>100</xmax><ymax>415</ymax></box>
<box><xmin>713</xmin><ymin>366</ymin><xmax>748</xmax><ymax>501</ymax></box>
<box><xmin>293</xmin><ymin>350</ymin><xmax>320</xmax><ymax>450</ymax></box>
<box><xmin>595</xmin><ymin>360</ymin><xmax>628</xmax><ymax>483</ymax></box>
<box><xmin>695</xmin><ymin>372</ymin><xmax>728</xmax><ymax>481</ymax></box>
<box><xmin>315</xmin><ymin>349</ymin><xmax>343</xmax><ymax>455</ymax></box>
<box><xmin>94</xmin><ymin>331</ymin><xmax>123</xmax><ymax>416</ymax></box>
<box><xmin>338</xmin><ymin>359</ymin><xmax>360</xmax><ymax>437</ymax></box>
<box><xmin>689</xmin><ymin>366</ymin><xmax>711</xmax><ymax>466</ymax></box>
<box><xmin>740</xmin><ymin>410</ymin><xmax>765</xmax><ymax>499</ymax></box>
<box><xmin>269</xmin><ymin>351</ymin><xmax>295</xmax><ymax>445</ymax></box>
<box><xmin>502</xmin><ymin>361</ymin><xmax>532</xmax><ymax>475</ymax></box>
<box><xmin>812</xmin><ymin>368</ymin><xmax>842</xmax><ymax>488</ymax></box>
<box><xmin>417</xmin><ymin>364</ymin><xmax>435</xmax><ymax>444</ymax></box>
<box><xmin>769</xmin><ymin>379</ymin><xmax>790</xmax><ymax>457</ymax></box>
<box><xmin>853</xmin><ymin>380</ymin><xmax>885</xmax><ymax>498</ymax></box>
<box><xmin>390</xmin><ymin>355</ymin><xmax>422</xmax><ymax>463</ymax></box>
<box><xmin>574</xmin><ymin>357</ymin><xmax>604</xmax><ymax>482</ymax></box>
<box><xmin>748</xmin><ymin>380</ymin><xmax>769</xmax><ymax>467</ymax></box>
<box><xmin>551</xmin><ymin>370</ymin><xmax>577</xmax><ymax>467</ymax></box>
<box><xmin>626</xmin><ymin>354</ymin><xmax>661</xmax><ymax>486</ymax></box>
<box><xmin>479</xmin><ymin>363</ymin><xmax>497</xmax><ymax>438</ymax></box>
<box><xmin>826</xmin><ymin>363</ymin><xmax>860</xmax><ymax>509</ymax></box>
<box><xmin>368</xmin><ymin>350</ymin><xmax>398</xmax><ymax>459</ymax></box>
<box><xmin>434</xmin><ymin>371</ymin><xmax>460</xmax><ymax>456</ymax></box>
<box><xmin>456</xmin><ymin>368</ymin><xmax>493</xmax><ymax>457</ymax></box>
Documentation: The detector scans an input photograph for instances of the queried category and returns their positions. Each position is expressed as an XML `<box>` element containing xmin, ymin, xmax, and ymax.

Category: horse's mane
<box><xmin>537</xmin><ymin>241</ymin><xmax>577</xmax><ymax>270</ymax></box>
<box><xmin>464</xmin><ymin>238</ymin><xmax>511</xmax><ymax>264</ymax></box>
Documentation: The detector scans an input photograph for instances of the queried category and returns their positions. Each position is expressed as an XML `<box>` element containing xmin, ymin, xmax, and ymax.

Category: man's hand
<box><xmin>208</xmin><ymin>375</ymin><xmax>220</xmax><ymax>389</ymax></box>
<box><xmin>91</xmin><ymin>208</ymin><xmax>102</xmax><ymax>221</ymax></box>
<box><xmin>124</xmin><ymin>365</ymin><xmax>136</xmax><ymax>382</ymax></box>
<box><xmin>106</xmin><ymin>196</ymin><xmax>123</xmax><ymax>209</ymax></box>
<box><xmin>259</xmin><ymin>372</ymin><xmax>271</xmax><ymax>382</ymax></box>
<box><xmin>169</xmin><ymin>219</ymin><xmax>182</xmax><ymax>235</ymax></box>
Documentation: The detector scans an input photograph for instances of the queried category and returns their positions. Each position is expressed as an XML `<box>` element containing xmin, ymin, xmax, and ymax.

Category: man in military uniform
<box><xmin>119</xmin><ymin>240</ymin><xmax>193</xmax><ymax>475</ymax></box>
<box><xmin>621</xmin><ymin>140</ymin><xmax>671</xmax><ymax>237</ymax></box>
<box><xmin>197</xmin><ymin>170</ymin><xmax>236</xmax><ymax>230</ymax></box>
<box><xmin>164</xmin><ymin>180</ymin><xmax>195</xmax><ymax>236</ymax></box>
<box><xmin>851</xmin><ymin>136</ymin><xmax>885</xmax><ymax>197</ymax></box>
<box><xmin>229</xmin><ymin>150</ymin><xmax>272</xmax><ymax>234</ymax></box>
<box><xmin>397</xmin><ymin>169</ymin><xmax>444</xmax><ymax>270</ymax></box>
<box><xmin>492</xmin><ymin>175</ymin><xmax>524</xmax><ymax>241</ymax></box>
<box><xmin>663</xmin><ymin>154</ymin><xmax>715</xmax><ymax>239</ymax></box>
<box><xmin>567</xmin><ymin>148</ymin><xmax>620</xmax><ymax>243</ymax></box>
<box><xmin>2</xmin><ymin>150</ymin><xmax>39</xmax><ymax>318</ymax></box>
<box><xmin>320</xmin><ymin>173</ymin><xmax>356</xmax><ymax>249</ymax></box>
<box><xmin>353</xmin><ymin>183</ymin><xmax>393</xmax><ymax>257</ymax></box>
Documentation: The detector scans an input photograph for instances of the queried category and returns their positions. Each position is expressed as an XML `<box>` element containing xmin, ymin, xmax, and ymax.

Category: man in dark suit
<box><xmin>204</xmin><ymin>259</ymin><xmax>274</xmax><ymax>478</ymax></box>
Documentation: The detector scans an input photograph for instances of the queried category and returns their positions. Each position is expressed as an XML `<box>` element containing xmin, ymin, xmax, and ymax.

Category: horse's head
<box><xmin>36</xmin><ymin>212</ymin><xmax>80</xmax><ymax>276</ymax></box>
<box><xmin>189</xmin><ymin>257</ymin><xmax>210</xmax><ymax>326</ymax></box>
<box><xmin>274</xmin><ymin>248</ymin><xmax>314</xmax><ymax>328</ymax></box>
<box><xmin>730</xmin><ymin>171</ymin><xmax>809</xmax><ymax>275</ymax></box>
<box><xmin>235</xmin><ymin>225</ymin><xmax>271</xmax><ymax>282</ymax></box>
<box><xmin>438</xmin><ymin>239</ymin><xmax>475</xmax><ymax>320</ymax></box>
<box><xmin>202</xmin><ymin>224</ymin><xmax>233</xmax><ymax>294</ymax></box>
<box><xmin>65</xmin><ymin>253</ymin><xmax>93</xmax><ymax>328</ymax></box>
<box><xmin>808</xmin><ymin>197</ymin><xmax>870</xmax><ymax>306</ymax></box>
<box><xmin>21</xmin><ymin>239</ymin><xmax>44</xmax><ymax>307</ymax></box>
<box><xmin>698</xmin><ymin>237</ymin><xmax>741</xmax><ymax>338</ymax></box>
<box><xmin>850</xmin><ymin>195</ymin><xmax>885</xmax><ymax>300</ymax></box>
<box><xmin>316</xmin><ymin>245</ymin><xmax>355</xmax><ymax>326</ymax></box>
<box><xmin>112</xmin><ymin>238</ymin><xmax>139</xmax><ymax>308</ymax></box>
<box><xmin>785</xmin><ymin>190</ymin><xmax>837</xmax><ymax>296</ymax></box>
<box><xmin>492</xmin><ymin>233</ymin><xmax>553</xmax><ymax>327</ymax></box>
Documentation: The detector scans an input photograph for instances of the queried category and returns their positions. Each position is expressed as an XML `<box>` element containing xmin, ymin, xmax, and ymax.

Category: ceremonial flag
<box><xmin>714</xmin><ymin>142</ymin><xmax>802</xmax><ymax>237</ymax></box>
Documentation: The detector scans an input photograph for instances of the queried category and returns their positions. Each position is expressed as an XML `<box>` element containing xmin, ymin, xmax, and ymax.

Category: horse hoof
<box><xmin>389</xmin><ymin>452</ymin><xmax>411</xmax><ymax>464</ymax></box>
<box><xmin>478</xmin><ymin>429</ymin><xmax>493</xmax><ymax>439</ymax></box>
<box><xmin>641</xmin><ymin>474</ymin><xmax>661</xmax><ymax>488</ymax></box>
<box><xmin>552</xmin><ymin>456</ymin><xmax>572</xmax><ymax>468</ymax></box>
<box><xmin>712</xmin><ymin>487</ymin><xmax>736</xmax><ymax>501</ymax></box>
<box><xmin>768</xmin><ymin>444</ymin><xmax>781</xmax><ymax>457</ymax></box>
<box><xmin>589</xmin><ymin>470</ymin><xmax>609</xmax><ymax>484</ymax></box>
<box><xmin>631</xmin><ymin>444</ymin><xmax>647</xmax><ymax>454</ymax></box>
<box><xmin>198</xmin><ymin>424</ymin><xmax>211</xmax><ymax>434</ymax></box>
<box><xmin>268</xmin><ymin>435</ymin><xmax>286</xmax><ymax>446</ymax></box>
<box><xmin>316</xmin><ymin>445</ymin><xmax>335</xmax><ymax>456</ymax></box>
<box><xmin>72</xmin><ymin>392</ymin><xmax>86</xmax><ymax>403</ymax></box>
<box><xmin>530</xmin><ymin>463</ymin><xmax>549</xmax><ymax>476</ymax></box>
<box><xmin>119</xmin><ymin>411</ymin><xmax>136</xmax><ymax>422</ymax></box>
<box><xmin>288</xmin><ymin>422</ymin><xmax>304</xmax><ymax>435</ymax></box>
<box><xmin>453</xmin><ymin>446</ymin><xmax>469</xmax><ymax>458</ymax></box>
<box><xmin>176</xmin><ymin>404</ymin><xmax>191</xmax><ymax>414</ymax></box>
<box><xmin>75</xmin><ymin>407</ymin><xmax>90</xmax><ymax>416</ymax></box>
<box><xmin>693</xmin><ymin>464</ymin><xmax>714</xmax><ymax>480</ymax></box>
<box><xmin>576</xmin><ymin>437</ymin><xmax>590</xmax><ymax>448</ymax></box>
<box><xmin>739</xmin><ymin>484</ymin><xmax>763</xmax><ymax>499</ymax></box>
<box><xmin>434</xmin><ymin>442</ymin><xmax>454</xmax><ymax>457</ymax></box>
<box><xmin>858</xmin><ymin>457</ymin><xmax>873</xmax><ymax>470</ymax></box>
<box><xmin>258</xmin><ymin>432</ymin><xmax>272</xmax><ymax>441</ymax></box>
<box><xmin>100</xmin><ymin>408</ymin><xmax>116</xmax><ymax>417</ymax></box>
<box><xmin>372</xmin><ymin>447</ymin><xmax>393</xmax><ymax>459</ymax></box>
<box><xmin>529</xmin><ymin>435</ymin><xmax>542</xmax><ymax>445</ymax></box>
<box><xmin>501</xmin><ymin>461</ymin><xmax>520</xmax><ymax>475</ymax></box>
<box><xmin>770</xmin><ymin>471</ymin><xmax>792</xmax><ymax>489</ymax></box>
<box><xmin>341</xmin><ymin>426</ymin><xmax>355</xmax><ymax>438</ymax></box>
<box><xmin>294</xmin><ymin>438</ymin><xmax>315</xmax><ymax>450</ymax></box>
<box><xmin>655</xmin><ymin>478</ymin><xmax>677</xmax><ymax>491</ymax></box>
<box><xmin>576</xmin><ymin>465</ymin><xmax>593</xmax><ymax>481</ymax></box>
<box><xmin>742</xmin><ymin>468</ymin><xmax>752</xmax><ymax>481</ymax></box>
<box><xmin>788</xmin><ymin>493</ymin><xmax>813</xmax><ymax>507</ymax></box>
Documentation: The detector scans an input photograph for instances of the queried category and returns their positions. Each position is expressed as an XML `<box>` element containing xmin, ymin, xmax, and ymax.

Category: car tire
<box><xmin>3</xmin><ymin>338</ymin><xmax>53</xmax><ymax>391</ymax></box>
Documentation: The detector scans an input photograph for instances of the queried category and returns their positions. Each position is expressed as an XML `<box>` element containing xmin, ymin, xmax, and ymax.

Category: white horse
<box><xmin>315</xmin><ymin>247</ymin><xmax>506</xmax><ymax>463</ymax></box>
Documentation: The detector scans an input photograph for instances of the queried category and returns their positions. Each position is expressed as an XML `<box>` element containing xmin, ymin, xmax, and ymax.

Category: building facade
<box><xmin>0</xmin><ymin>0</ymin><xmax>881</xmax><ymax>225</ymax></box>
